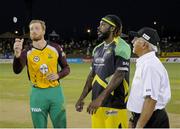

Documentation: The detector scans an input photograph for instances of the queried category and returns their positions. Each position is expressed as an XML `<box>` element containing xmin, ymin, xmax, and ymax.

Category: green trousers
<box><xmin>30</xmin><ymin>85</ymin><xmax>66</xmax><ymax>128</ymax></box>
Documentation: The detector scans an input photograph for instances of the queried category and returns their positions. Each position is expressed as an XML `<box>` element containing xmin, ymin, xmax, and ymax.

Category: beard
<box><xmin>97</xmin><ymin>29</ymin><xmax>111</xmax><ymax>42</ymax></box>
<box><xmin>30</xmin><ymin>34</ymin><xmax>43</xmax><ymax>41</ymax></box>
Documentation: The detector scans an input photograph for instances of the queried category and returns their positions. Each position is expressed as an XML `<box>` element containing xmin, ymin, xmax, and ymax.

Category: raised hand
<box><xmin>13</xmin><ymin>38</ymin><xmax>24</xmax><ymax>58</ymax></box>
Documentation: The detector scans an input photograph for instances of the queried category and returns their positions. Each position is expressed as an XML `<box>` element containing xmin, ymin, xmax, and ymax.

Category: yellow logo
<box><xmin>48</xmin><ymin>54</ymin><xmax>53</xmax><ymax>59</ymax></box>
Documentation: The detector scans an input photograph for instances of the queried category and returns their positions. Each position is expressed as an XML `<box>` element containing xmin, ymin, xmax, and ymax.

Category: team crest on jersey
<box><xmin>106</xmin><ymin>48</ymin><xmax>112</xmax><ymax>54</ymax></box>
<box><xmin>103</xmin><ymin>48</ymin><xmax>112</xmax><ymax>58</ymax></box>
<box><xmin>33</xmin><ymin>56</ymin><xmax>40</xmax><ymax>62</ymax></box>
<box><xmin>40</xmin><ymin>64</ymin><xmax>48</xmax><ymax>74</ymax></box>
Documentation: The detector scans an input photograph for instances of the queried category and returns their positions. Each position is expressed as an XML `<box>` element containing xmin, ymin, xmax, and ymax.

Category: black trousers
<box><xmin>132</xmin><ymin>109</ymin><xmax>170</xmax><ymax>128</ymax></box>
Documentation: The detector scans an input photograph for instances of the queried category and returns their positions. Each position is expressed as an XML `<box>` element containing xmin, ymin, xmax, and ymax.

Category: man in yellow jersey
<box><xmin>13</xmin><ymin>20</ymin><xmax>70</xmax><ymax>128</ymax></box>
<box><xmin>75</xmin><ymin>14</ymin><xmax>131</xmax><ymax>128</ymax></box>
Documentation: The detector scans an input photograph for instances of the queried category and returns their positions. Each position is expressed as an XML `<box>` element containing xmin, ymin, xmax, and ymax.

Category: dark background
<box><xmin>1</xmin><ymin>0</ymin><xmax>180</xmax><ymax>39</ymax></box>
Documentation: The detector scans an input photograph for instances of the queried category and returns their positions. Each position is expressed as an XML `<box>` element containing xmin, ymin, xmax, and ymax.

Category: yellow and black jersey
<box><xmin>92</xmin><ymin>37</ymin><xmax>131</xmax><ymax>109</ymax></box>
<box><xmin>13</xmin><ymin>42</ymin><xmax>70</xmax><ymax>88</ymax></box>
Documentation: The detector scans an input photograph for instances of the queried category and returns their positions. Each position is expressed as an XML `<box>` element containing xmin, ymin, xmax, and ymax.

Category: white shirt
<box><xmin>127</xmin><ymin>51</ymin><xmax>171</xmax><ymax>113</ymax></box>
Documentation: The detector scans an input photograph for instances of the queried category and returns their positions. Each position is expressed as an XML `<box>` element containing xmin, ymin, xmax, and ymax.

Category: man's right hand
<box><xmin>128</xmin><ymin>120</ymin><xmax>134</xmax><ymax>128</ymax></box>
<box><xmin>13</xmin><ymin>38</ymin><xmax>24</xmax><ymax>58</ymax></box>
<box><xmin>75</xmin><ymin>99</ymin><xmax>84</xmax><ymax>112</ymax></box>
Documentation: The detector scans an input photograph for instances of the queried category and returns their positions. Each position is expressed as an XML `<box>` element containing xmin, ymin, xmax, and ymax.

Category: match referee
<box><xmin>127</xmin><ymin>27</ymin><xmax>171</xmax><ymax>128</ymax></box>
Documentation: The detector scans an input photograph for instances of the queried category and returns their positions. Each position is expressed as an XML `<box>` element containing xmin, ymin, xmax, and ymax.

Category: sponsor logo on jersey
<box><xmin>106</xmin><ymin>110</ymin><xmax>118</xmax><ymax>115</ymax></box>
<box><xmin>94</xmin><ymin>58</ymin><xmax>105</xmax><ymax>67</ymax></box>
<box><xmin>33</xmin><ymin>56</ymin><xmax>40</xmax><ymax>62</ymax></box>
<box><xmin>40</xmin><ymin>64</ymin><xmax>48</xmax><ymax>74</ymax></box>
<box><xmin>31</xmin><ymin>108</ymin><xmax>42</xmax><ymax>112</ymax></box>
<box><xmin>95</xmin><ymin>58</ymin><xmax>105</xmax><ymax>64</ymax></box>
<box><xmin>123</xmin><ymin>61</ymin><xmax>129</xmax><ymax>66</ymax></box>
<box><xmin>48</xmin><ymin>54</ymin><xmax>53</xmax><ymax>59</ymax></box>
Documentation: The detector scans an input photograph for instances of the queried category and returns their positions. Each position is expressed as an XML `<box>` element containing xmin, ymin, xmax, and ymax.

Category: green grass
<box><xmin>0</xmin><ymin>121</ymin><xmax>32</xmax><ymax>128</ymax></box>
<box><xmin>0</xmin><ymin>63</ymin><xmax>180</xmax><ymax>127</ymax></box>
<box><xmin>163</xmin><ymin>63</ymin><xmax>180</xmax><ymax>114</ymax></box>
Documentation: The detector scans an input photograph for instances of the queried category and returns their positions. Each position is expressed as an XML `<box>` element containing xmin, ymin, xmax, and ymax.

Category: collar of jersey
<box><xmin>32</xmin><ymin>41</ymin><xmax>48</xmax><ymax>51</ymax></box>
<box><xmin>103</xmin><ymin>40</ymin><xmax>114</xmax><ymax>47</ymax></box>
<box><xmin>113</xmin><ymin>36</ymin><xmax>120</xmax><ymax>44</ymax></box>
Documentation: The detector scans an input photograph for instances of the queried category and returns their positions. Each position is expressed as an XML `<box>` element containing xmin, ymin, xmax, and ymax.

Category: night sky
<box><xmin>1</xmin><ymin>0</ymin><xmax>180</xmax><ymax>39</ymax></box>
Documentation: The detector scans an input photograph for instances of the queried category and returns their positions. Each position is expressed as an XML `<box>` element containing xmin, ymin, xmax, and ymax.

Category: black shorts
<box><xmin>131</xmin><ymin>109</ymin><xmax>170</xmax><ymax>128</ymax></box>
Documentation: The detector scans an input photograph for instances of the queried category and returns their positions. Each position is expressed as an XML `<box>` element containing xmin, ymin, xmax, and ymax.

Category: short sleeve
<box><xmin>142</xmin><ymin>66</ymin><xmax>161</xmax><ymax>101</ymax></box>
<box><xmin>115</xmin><ymin>56</ymin><xmax>130</xmax><ymax>72</ymax></box>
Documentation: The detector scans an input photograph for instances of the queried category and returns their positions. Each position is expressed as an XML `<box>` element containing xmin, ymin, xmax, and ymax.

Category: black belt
<box><xmin>130</xmin><ymin>108</ymin><xmax>169</xmax><ymax>128</ymax></box>
<box><xmin>131</xmin><ymin>108</ymin><xmax>165</xmax><ymax>120</ymax></box>
<box><xmin>132</xmin><ymin>108</ymin><xmax>165</xmax><ymax>115</ymax></box>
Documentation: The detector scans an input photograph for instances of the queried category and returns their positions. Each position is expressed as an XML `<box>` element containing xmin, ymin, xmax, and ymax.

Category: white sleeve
<box><xmin>142</xmin><ymin>66</ymin><xmax>160</xmax><ymax>101</ymax></box>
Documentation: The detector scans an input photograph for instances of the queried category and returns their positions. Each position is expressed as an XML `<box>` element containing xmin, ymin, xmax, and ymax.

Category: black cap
<box><xmin>129</xmin><ymin>27</ymin><xmax>160</xmax><ymax>46</ymax></box>
<box><xmin>102</xmin><ymin>14</ymin><xmax>122</xmax><ymax>28</ymax></box>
